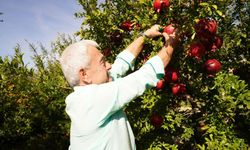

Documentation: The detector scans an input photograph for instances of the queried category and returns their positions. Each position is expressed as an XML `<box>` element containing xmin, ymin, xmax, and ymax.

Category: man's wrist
<box><xmin>139</xmin><ymin>32</ymin><xmax>149</xmax><ymax>38</ymax></box>
<box><xmin>164</xmin><ymin>37</ymin><xmax>176</xmax><ymax>47</ymax></box>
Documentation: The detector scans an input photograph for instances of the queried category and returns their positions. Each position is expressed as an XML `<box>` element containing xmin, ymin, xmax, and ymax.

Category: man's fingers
<box><xmin>162</xmin><ymin>32</ymin><xmax>170</xmax><ymax>40</ymax></box>
<box><xmin>151</xmin><ymin>24</ymin><xmax>161</xmax><ymax>32</ymax></box>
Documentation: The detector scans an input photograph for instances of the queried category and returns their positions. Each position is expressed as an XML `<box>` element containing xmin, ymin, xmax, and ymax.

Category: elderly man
<box><xmin>60</xmin><ymin>25</ymin><xmax>177</xmax><ymax>150</ymax></box>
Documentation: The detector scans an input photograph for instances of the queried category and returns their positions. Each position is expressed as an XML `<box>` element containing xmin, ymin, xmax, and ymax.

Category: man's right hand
<box><xmin>162</xmin><ymin>27</ymin><xmax>179</xmax><ymax>47</ymax></box>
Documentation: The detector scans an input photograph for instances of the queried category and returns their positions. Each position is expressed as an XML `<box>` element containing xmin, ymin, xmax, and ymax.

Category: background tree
<box><xmin>0</xmin><ymin>35</ymin><xmax>74</xmax><ymax>149</ymax></box>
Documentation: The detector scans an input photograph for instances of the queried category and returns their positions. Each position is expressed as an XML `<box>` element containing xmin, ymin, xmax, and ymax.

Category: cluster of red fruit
<box><xmin>108</xmin><ymin>0</ymin><xmax>224</xmax><ymax>128</ymax></box>
<box><xmin>150</xmin><ymin>1</ymin><xmax>223</xmax><ymax>128</ymax></box>
<box><xmin>107</xmin><ymin>21</ymin><xmax>140</xmax><ymax>53</ymax></box>
<box><xmin>151</xmin><ymin>0</ymin><xmax>184</xmax><ymax>128</ymax></box>
<box><xmin>156</xmin><ymin>20</ymin><xmax>223</xmax><ymax>92</ymax></box>
<box><xmin>189</xmin><ymin>19</ymin><xmax>223</xmax><ymax>76</ymax></box>
<box><xmin>156</xmin><ymin>24</ymin><xmax>186</xmax><ymax>96</ymax></box>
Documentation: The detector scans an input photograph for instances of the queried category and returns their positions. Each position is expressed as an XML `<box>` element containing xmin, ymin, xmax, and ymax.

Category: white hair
<box><xmin>59</xmin><ymin>40</ymin><xmax>99</xmax><ymax>87</ymax></box>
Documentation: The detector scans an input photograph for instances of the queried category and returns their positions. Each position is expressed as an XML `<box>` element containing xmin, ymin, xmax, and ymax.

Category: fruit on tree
<box><xmin>120</xmin><ymin>21</ymin><xmax>133</xmax><ymax>32</ymax></box>
<box><xmin>153</xmin><ymin>0</ymin><xmax>170</xmax><ymax>13</ymax></box>
<box><xmin>211</xmin><ymin>35</ymin><xmax>223</xmax><ymax>52</ymax></box>
<box><xmin>195</xmin><ymin>19</ymin><xmax>217</xmax><ymax>40</ymax></box>
<box><xmin>163</xmin><ymin>24</ymin><xmax>176</xmax><ymax>35</ymax></box>
<box><xmin>156</xmin><ymin>79</ymin><xmax>165</xmax><ymax>90</ymax></box>
<box><xmin>164</xmin><ymin>67</ymin><xmax>179</xmax><ymax>83</ymax></box>
<box><xmin>189</xmin><ymin>42</ymin><xmax>206</xmax><ymax>60</ymax></box>
<box><xmin>171</xmin><ymin>83</ymin><xmax>186</xmax><ymax>96</ymax></box>
<box><xmin>203</xmin><ymin>59</ymin><xmax>222</xmax><ymax>74</ymax></box>
<box><xmin>150</xmin><ymin>114</ymin><xmax>163</xmax><ymax>128</ymax></box>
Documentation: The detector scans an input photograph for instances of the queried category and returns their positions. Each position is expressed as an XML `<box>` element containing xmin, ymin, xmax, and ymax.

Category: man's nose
<box><xmin>105</xmin><ymin>62</ymin><xmax>111</xmax><ymax>70</ymax></box>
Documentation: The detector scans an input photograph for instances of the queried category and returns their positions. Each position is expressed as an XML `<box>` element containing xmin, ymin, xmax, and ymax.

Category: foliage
<box><xmin>0</xmin><ymin>35</ymin><xmax>75</xmax><ymax>149</ymax></box>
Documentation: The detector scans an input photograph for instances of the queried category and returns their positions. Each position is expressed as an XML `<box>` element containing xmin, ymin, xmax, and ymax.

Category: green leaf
<box><xmin>199</xmin><ymin>2</ymin><xmax>209</xmax><ymax>7</ymax></box>
<box><xmin>216</xmin><ymin>10</ymin><xmax>224</xmax><ymax>17</ymax></box>
<box><xmin>212</xmin><ymin>5</ymin><xmax>218</xmax><ymax>10</ymax></box>
<box><xmin>241</xmin><ymin>33</ymin><xmax>247</xmax><ymax>38</ymax></box>
<box><xmin>191</xmin><ymin>33</ymin><xmax>196</xmax><ymax>40</ymax></box>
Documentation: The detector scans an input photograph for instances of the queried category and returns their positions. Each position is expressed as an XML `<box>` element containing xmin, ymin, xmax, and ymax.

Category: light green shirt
<box><xmin>66</xmin><ymin>50</ymin><xmax>165</xmax><ymax>150</ymax></box>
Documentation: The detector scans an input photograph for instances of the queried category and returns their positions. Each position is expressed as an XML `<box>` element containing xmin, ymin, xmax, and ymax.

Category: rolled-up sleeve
<box><xmin>109</xmin><ymin>50</ymin><xmax>135</xmax><ymax>80</ymax></box>
<box><xmin>92</xmin><ymin>55</ymin><xmax>165</xmax><ymax>125</ymax></box>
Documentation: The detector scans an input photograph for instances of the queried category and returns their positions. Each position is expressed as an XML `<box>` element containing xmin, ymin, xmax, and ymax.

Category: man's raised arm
<box><xmin>109</xmin><ymin>25</ymin><xmax>162</xmax><ymax>80</ymax></box>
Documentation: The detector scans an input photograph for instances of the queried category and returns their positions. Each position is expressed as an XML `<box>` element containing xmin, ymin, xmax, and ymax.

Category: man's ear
<box><xmin>79</xmin><ymin>68</ymin><xmax>92</xmax><ymax>84</ymax></box>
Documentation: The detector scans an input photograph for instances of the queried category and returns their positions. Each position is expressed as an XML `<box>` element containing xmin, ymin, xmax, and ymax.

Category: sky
<box><xmin>0</xmin><ymin>0</ymin><xmax>101</xmax><ymax>66</ymax></box>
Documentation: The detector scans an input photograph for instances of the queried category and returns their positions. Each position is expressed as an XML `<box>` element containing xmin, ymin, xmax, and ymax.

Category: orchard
<box><xmin>1</xmin><ymin>0</ymin><xmax>249</xmax><ymax>149</ymax></box>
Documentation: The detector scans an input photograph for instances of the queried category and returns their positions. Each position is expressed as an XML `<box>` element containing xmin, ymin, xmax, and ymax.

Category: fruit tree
<box><xmin>74</xmin><ymin>0</ymin><xmax>250</xmax><ymax>149</ymax></box>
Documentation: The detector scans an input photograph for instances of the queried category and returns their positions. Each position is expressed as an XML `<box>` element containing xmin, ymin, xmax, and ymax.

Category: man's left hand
<box><xmin>143</xmin><ymin>25</ymin><xmax>162</xmax><ymax>38</ymax></box>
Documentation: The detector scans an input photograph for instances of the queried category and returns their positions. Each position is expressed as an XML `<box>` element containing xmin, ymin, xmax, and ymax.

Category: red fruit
<box><xmin>195</xmin><ymin>19</ymin><xmax>217</xmax><ymax>40</ymax></box>
<box><xmin>189</xmin><ymin>42</ymin><xmax>206</xmax><ymax>60</ymax></box>
<box><xmin>150</xmin><ymin>114</ymin><xmax>163</xmax><ymax>128</ymax></box>
<box><xmin>211</xmin><ymin>35</ymin><xmax>223</xmax><ymax>52</ymax></box>
<box><xmin>172</xmin><ymin>83</ymin><xmax>186</xmax><ymax>96</ymax></box>
<box><xmin>153</xmin><ymin>0</ymin><xmax>170</xmax><ymax>13</ymax></box>
<box><xmin>156</xmin><ymin>79</ymin><xmax>165</xmax><ymax>90</ymax></box>
<box><xmin>153</xmin><ymin>0</ymin><xmax>161</xmax><ymax>12</ymax></box>
<box><xmin>204</xmin><ymin>59</ymin><xmax>222</xmax><ymax>74</ymax></box>
<box><xmin>120</xmin><ymin>21</ymin><xmax>133</xmax><ymax>31</ymax></box>
<box><xmin>207</xmin><ymin>20</ymin><xmax>217</xmax><ymax>34</ymax></box>
<box><xmin>163</xmin><ymin>24</ymin><xmax>176</xmax><ymax>35</ymax></box>
<box><xmin>164</xmin><ymin>67</ymin><xmax>179</xmax><ymax>83</ymax></box>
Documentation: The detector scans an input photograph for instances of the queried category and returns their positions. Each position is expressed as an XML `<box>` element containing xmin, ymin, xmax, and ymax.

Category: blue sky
<box><xmin>0</xmin><ymin>0</ymin><xmax>96</xmax><ymax>65</ymax></box>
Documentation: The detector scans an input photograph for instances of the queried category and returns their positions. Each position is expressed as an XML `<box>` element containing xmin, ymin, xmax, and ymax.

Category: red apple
<box><xmin>120</xmin><ymin>21</ymin><xmax>133</xmax><ymax>32</ymax></box>
<box><xmin>153</xmin><ymin>0</ymin><xmax>170</xmax><ymax>13</ymax></box>
<box><xmin>203</xmin><ymin>59</ymin><xmax>222</xmax><ymax>74</ymax></box>
<box><xmin>195</xmin><ymin>19</ymin><xmax>217</xmax><ymax>40</ymax></box>
<box><xmin>163</xmin><ymin>24</ymin><xmax>176</xmax><ymax>35</ymax></box>
<box><xmin>150</xmin><ymin>114</ymin><xmax>163</xmax><ymax>128</ymax></box>
<box><xmin>172</xmin><ymin>83</ymin><xmax>186</xmax><ymax>96</ymax></box>
<box><xmin>189</xmin><ymin>42</ymin><xmax>206</xmax><ymax>60</ymax></box>
<box><xmin>156</xmin><ymin>79</ymin><xmax>165</xmax><ymax>90</ymax></box>
<box><xmin>164</xmin><ymin>67</ymin><xmax>179</xmax><ymax>83</ymax></box>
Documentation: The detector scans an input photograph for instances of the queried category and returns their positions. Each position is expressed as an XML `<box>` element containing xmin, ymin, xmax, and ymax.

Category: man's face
<box><xmin>84</xmin><ymin>46</ymin><xmax>112</xmax><ymax>84</ymax></box>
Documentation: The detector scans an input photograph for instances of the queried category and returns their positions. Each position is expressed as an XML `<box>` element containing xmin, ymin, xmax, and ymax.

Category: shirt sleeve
<box><xmin>108</xmin><ymin>50</ymin><xmax>135</xmax><ymax>80</ymax></box>
<box><xmin>91</xmin><ymin>55</ymin><xmax>165</xmax><ymax>126</ymax></box>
